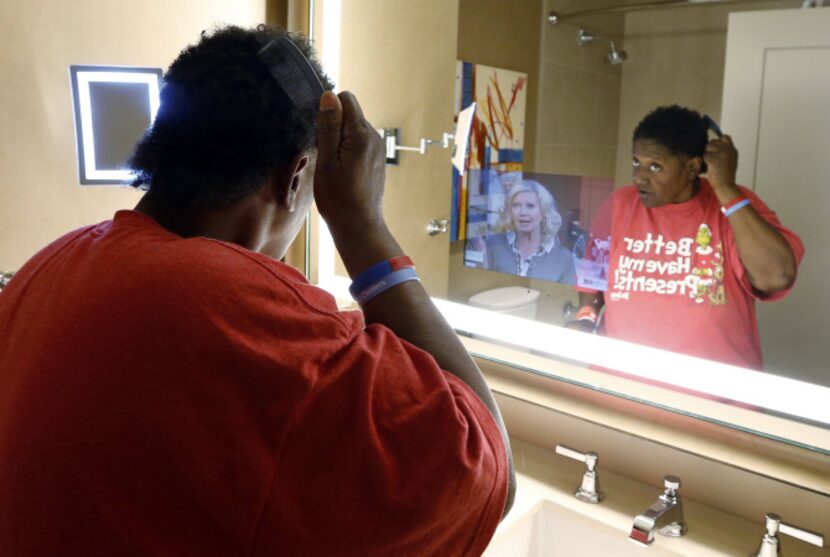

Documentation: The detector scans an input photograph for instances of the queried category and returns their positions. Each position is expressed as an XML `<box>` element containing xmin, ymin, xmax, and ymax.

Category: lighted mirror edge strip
<box><xmin>76</xmin><ymin>71</ymin><xmax>160</xmax><ymax>176</ymax></box>
<box><xmin>71</xmin><ymin>68</ymin><xmax>162</xmax><ymax>184</ymax></box>
<box><xmin>433</xmin><ymin>298</ymin><xmax>830</xmax><ymax>425</ymax></box>
<box><xmin>68</xmin><ymin>68</ymin><xmax>86</xmax><ymax>183</ymax></box>
<box><xmin>473</xmin><ymin>351</ymin><xmax>830</xmax><ymax>458</ymax></box>
<box><xmin>76</xmin><ymin>73</ymin><xmax>98</xmax><ymax>176</ymax></box>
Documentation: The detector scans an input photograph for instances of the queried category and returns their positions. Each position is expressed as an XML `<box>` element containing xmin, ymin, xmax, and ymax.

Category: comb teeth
<box><xmin>702</xmin><ymin>114</ymin><xmax>722</xmax><ymax>137</ymax></box>
<box><xmin>258</xmin><ymin>37</ymin><xmax>325</xmax><ymax>111</ymax></box>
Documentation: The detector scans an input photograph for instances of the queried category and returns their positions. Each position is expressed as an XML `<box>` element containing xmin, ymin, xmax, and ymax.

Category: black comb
<box><xmin>258</xmin><ymin>37</ymin><xmax>325</xmax><ymax>112</ymax></box>
<box><xmin>703</xmin><ymin>114</ymin><xmax>723</xmax><ymax>138</ymax></box>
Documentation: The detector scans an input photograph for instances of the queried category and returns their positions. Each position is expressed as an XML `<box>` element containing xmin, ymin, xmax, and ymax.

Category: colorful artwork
<box><xmin>451</xmin><ymin>62</ymin><xmax>527</xmax><ymax>241</ymax></box>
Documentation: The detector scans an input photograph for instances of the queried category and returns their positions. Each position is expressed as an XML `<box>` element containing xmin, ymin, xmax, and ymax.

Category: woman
<box><xmin>570</xmin><ymin>105</ymin><xmax>804</xmax><ymax>370</ymax></box>
<box><xmin>485</xmin><ymin>180</ymin><xmax>577</xmax><ymax>284</ymax></box>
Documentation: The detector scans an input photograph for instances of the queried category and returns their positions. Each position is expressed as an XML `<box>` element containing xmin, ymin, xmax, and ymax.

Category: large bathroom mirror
<box><xmin>311</xmin><ymin>0</ymin><xmax>830</xmax><ymax>448</ymax></box>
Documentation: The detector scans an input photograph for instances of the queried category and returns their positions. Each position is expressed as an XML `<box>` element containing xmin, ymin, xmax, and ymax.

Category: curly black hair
<box><xmin>632</xmin><ymin>105</ymin><xmax>709</xmax><ymax>173</ymax></box>
<box><xmin>128</xmin><ymin>24</ymin><xmax>333</xmax><ymax>210</ymax></box>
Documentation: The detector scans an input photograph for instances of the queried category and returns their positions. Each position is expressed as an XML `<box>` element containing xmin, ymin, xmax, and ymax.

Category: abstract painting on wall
<box><xmin>451</xmin><ymin>61</ymin><xmax>527</xmax><ymax>241</ymax></box>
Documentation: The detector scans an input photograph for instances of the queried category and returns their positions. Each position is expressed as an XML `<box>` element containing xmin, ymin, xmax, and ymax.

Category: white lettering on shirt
<box><xmin>613</xmin><ymin>231</ymin><xmax>713</xmax><ymax>301</ymax></box>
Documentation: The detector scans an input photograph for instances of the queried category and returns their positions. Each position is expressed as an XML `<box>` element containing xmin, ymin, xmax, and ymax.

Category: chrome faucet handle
<box><xmin>555</xmin><ymin>444</ymin><xmax>604</xmax><ymax>504</ymax></box>
<box><xmin>664</xmin><ymin>476</ymin><xmax>680</xmax><ymax>490</ymax></box>
<box><xmin>629</xmin><ymin>474</ymin><xmax>686</xmax><ymax>546</ymax></box>
<box><xmin>753</xmin><ymin>513</ymin><xmax>825</xmax><ymax>557</ymax></box>
<box><xmin>663</xmin><ymin>475</ymin><xmax>681</xmax><ymax>493</ymax></box>
<box><xmin>656</xmin><ymin>475</ymin><xmax>686</xmax><ymax>537</ymax></box>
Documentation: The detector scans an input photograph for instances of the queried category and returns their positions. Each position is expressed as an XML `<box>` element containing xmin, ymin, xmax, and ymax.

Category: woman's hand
<box><xmin>704</xmin><ymin>134</ymin><xmax>740</xmax><ymax>200</ymax></box>
<box><xmin>314</xmin><ymin>91</ymin><xmax>387</xmax><ymax>238</ymax></box>
<box><xmin>703</xmin><ymin>133</ymin><xmax>798</xmax><ymax>294</ymax></box>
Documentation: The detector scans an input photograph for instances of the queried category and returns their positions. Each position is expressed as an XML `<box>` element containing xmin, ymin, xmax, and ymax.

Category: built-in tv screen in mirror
<box><xmin>69</xmin><ymin>65</ymin><xmax>162</xmax><ymax>185</ymax></box>
<box><xmin>463</xmin><ymin>169</ymin><xmax>613</xmax><ymax>290</ymax></box>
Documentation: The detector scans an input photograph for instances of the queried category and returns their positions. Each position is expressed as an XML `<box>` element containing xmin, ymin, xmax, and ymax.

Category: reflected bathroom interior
<box><xmin>440</xmin><ymin>0</ymin><xmax>830</xmax><ymax>401</ymax></box>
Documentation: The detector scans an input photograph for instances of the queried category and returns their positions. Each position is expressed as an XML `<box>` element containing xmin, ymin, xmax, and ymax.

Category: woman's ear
<box><xmin>688</xmin><ymin>156</ymin><xmax>703</xmax><ymax>178</ymax></box>
<box><xmin>280</xmin><ymin>153</ymin><xmax>310</xmax><ymax>212</ymax></box>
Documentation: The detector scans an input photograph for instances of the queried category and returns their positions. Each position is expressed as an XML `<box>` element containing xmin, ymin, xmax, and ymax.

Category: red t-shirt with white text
<box><xmin>0</xmin><ymin>210</ymin><xmax>508</xmax><ymax>556</ymax></box>
<box><xmin>590</xmin><ymin>180</ymin><xmax>803</xmax><ymax>369</ymax></box>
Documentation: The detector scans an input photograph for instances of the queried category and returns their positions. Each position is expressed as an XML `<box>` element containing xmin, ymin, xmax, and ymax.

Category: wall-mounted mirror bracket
<box><xmin>376</xmin><ymin>127</ymin><xmax>454</xmax><ymax>165</ymax></box>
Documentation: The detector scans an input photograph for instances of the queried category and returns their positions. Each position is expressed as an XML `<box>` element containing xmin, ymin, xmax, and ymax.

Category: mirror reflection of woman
<box><xmin>485</xmin><ymin>181</ymin><xmax>576</xmax><ymax>285</ymax></box>
<box><xmin>570</xmin><ymin>105</ymin><xmax>804</xmax><ymax>371</ymax></box>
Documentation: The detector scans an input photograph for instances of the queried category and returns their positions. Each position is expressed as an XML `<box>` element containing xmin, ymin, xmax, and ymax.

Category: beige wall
<box><xmin>0</xmin><ymin>0</ymin><xmax>266</xmax><ymax>272</ymax></box>
<box><xmin>614</xmin><ymin>0</ymin><xmax>801</xmax><ymax>185</ymax></box>
<box><xmin>330</xmin><ymin>0</ymin><xmax>459</xmax><ymax>297</ymax></box>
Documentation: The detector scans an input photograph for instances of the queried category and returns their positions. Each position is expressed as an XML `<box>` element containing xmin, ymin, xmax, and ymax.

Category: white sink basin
<box><xmin>484</xmin><ymin>498</ymin><xmax>684</xmax><ymax>557</ymax></box>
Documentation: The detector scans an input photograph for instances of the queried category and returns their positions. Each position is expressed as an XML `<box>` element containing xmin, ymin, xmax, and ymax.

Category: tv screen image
<box><xmin>463</xmin><ymin>170</ymin><xmax>613</xmax><ymax>290</ymax></box>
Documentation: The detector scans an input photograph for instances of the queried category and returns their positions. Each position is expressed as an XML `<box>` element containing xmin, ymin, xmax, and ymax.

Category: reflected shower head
<box><xmin>607</xmin><ymin>43</ymin><xmax>627</xmax><ymax>65</ymax></box>
<box><xmin>577</xmin><ymin>29</ymin><xmax>627</xmax><ymax>65</ymax></box>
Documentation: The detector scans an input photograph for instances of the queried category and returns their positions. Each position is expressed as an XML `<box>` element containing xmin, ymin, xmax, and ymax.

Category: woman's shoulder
<box><xmin>485</xmin><ymin>232</ymin><xmax>509</xmax><ymax>247</ymax></box>
<box><xmin>613</xmin><ymin>185</ymin><xmax>639</xmax><ymax>201</ymax></box>
<box><xmin>539</xmin><ymin>244</ymin><xmax>574</xmax><ymax>266</ymax></box>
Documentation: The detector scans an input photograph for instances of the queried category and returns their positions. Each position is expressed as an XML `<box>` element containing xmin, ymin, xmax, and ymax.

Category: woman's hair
<box><xmin>632</xmin><ymin>105</ymin><xmax>709</xmax><ymax>173</ymax></box>
<box><xmin>496</xmin><ymin>180</ymin><xmax>562</xmax><ymax>244</ymax></box>
<box><xmin>128</xmin><ymin>25</ymin><xmax>333</xmax><ymax>210</ymax></box>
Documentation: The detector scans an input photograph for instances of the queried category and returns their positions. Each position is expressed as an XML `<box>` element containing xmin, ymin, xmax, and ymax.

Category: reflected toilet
<box><xmin>468</xmin><ymin>286</ymin><xmax>541</xmax><ymax>320</ymax></box>
<box><xmin>466</xmin><ymin>287</ymin><xmax>541</xmax><ymax>351</ymax></box>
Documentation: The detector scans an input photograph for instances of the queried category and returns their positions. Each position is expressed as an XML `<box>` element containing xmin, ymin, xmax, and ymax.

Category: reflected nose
<box><xmin>632</xmin><ymin>168</ymin><xmax>647</xmax><ymax>185</ymax></box>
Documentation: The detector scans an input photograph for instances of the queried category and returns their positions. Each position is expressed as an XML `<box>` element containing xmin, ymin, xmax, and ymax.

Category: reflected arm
<box><xmin>718</xmin><ymin>200</ymin><xmax>797</xmax><ymax>294</ymax></box>
<box><xmin>705</xmin><ymin>135</ymin><xmax>798</xmax><ymax>295</ymax></box>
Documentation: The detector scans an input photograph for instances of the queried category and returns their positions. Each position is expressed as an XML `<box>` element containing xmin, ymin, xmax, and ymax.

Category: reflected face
<box><xmin>632</xmin><ymin>139</ymin><xmax>700</xmax><ymax>208</ymax></box>
<box><xmin>511</xmin><ymin>191</ymin><xmax>542</xmax><ymax>233</ymax></box>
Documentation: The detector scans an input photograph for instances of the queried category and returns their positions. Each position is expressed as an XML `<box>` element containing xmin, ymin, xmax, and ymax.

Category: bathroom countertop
<box><xmin>487</xmin><ymin>438</ymin><xmax>828</xmax><ymax>556</ymax></box>
<box><xmin>463</xmin><ymin>335</ymin><xmax>830</xmax><ymax>495</ymax></box>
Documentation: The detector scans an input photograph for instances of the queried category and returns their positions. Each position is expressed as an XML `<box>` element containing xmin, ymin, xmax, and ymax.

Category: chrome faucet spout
<box><xmin>629</xmin><ymin>476</ymin><xmax>687</xmax><ymax>547</ymax></box>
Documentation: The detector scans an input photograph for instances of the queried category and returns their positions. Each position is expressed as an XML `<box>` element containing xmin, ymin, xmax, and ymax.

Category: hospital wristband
<box><xmin>720</xmin><ymin>196</ymin><xmax>751</xmax><ymax>217</ymax></box>
<box><xmin>576</xmin><ymin>306</ymin><xmax>598</xmax><ymax>324</ymax></box>
<box><xmin>353</xmin><ymin>267</ymin><xmax>420</xmax><ymax>306</ymax></box>
<box><xmin>349</xmin><ymin>255</ymin><xmax>415</xmax><ymax>298</ymax></box>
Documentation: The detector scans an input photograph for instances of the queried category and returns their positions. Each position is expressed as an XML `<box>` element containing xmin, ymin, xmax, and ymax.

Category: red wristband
<box><xmin>721</xmin><ymin>196</ymin><xmax>748</xmax><ymax>212</ymax></box>
<box><xmin>349</xmin><ymin>256</ymin><xmax>415</xmax><ymax>299</ymax></box>
<box><xmin>721</xmin><ymin>196</ymin><xmax>747</xmax><ymax>210</ymax></box>
<box><xmin>387</xmin><ymin>255</ymin><xmax>415</xmax><ymax>272</ymax></box>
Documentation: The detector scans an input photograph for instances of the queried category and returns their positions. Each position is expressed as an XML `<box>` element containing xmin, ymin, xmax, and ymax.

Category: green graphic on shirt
<box><xmin>689</xmin><ymin>224</ymin><xmax>727</xmax><ymax>306</ymax></box>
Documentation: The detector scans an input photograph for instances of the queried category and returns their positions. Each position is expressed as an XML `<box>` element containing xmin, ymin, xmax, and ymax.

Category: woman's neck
<box><xmin>515</xmin><ymin>230</ymin><xmax>541</xmax><ymax>258</ymax></box>
<box><xmin>674</xmin><ymin>177</ymin><xmax>702</xmax><ymax>204</ymax></box>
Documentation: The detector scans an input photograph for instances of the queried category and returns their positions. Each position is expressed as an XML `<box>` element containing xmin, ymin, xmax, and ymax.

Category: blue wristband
<box><xmin>721</xmin><ymin>198</ymin><xmax>751</xmax><ymax>217</ymax></box>
<box><xmin>349</xmin><ymin>256</ymin><xmax>414</xmax><ymax>298</ymax></box>
<box><xmin>354</xmin><ymin>267</ymin><xmax>420</xmax><ymax>306</ymax></box>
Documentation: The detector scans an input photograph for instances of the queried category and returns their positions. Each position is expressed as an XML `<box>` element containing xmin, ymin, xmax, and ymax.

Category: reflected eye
<box><xmin>649</xmin><ymin>163</ymin><xmax>662</xmax><ymax>172</ymax></box>
<box><xmin>632</xmin><ymin>159</ymin><xmax>640</xmax><ymax>168</ymax></box>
